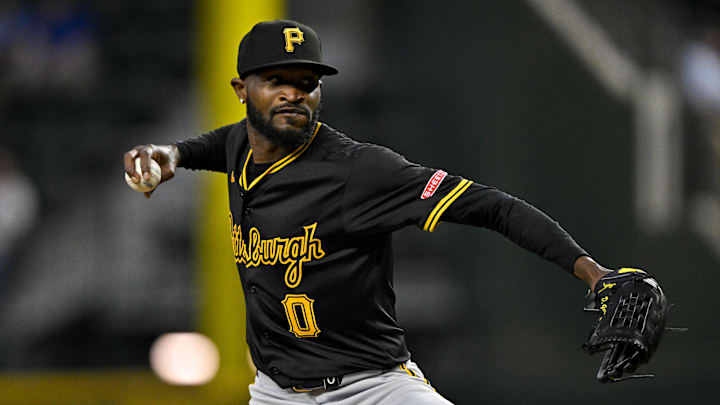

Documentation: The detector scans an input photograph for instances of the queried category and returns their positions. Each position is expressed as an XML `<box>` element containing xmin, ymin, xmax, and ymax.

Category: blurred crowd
<box><xmin>0</xmin><ymin>0</ymin><xmax>98</xmax><ymax>297</ymax></box>
<box><xmin>0</xmin><ymin>0</ymin><xmax>99</xmax><ymax>100</ymax></box>
<box><xmin>0</xmin><ymin>149</ymin><xmax>38</xmax><ymax>287</ymax></box>
<box><xmin>0</xmin><ymin>0</ymin><xmax>197</xmax><ymax>369</ymax></box>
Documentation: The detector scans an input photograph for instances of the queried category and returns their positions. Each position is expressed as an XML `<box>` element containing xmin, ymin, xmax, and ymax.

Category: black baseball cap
<box><xmin>237</xmin><ymin>20</ymin><xmax>338</xmax><ymax>78</ymax></box>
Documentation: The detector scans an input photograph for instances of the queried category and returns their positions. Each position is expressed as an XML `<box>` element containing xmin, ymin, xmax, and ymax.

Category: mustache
<box><xmin>271</xmin><ymin>104</ymin><xmax>310</xmax><ymax>116</ymax></box>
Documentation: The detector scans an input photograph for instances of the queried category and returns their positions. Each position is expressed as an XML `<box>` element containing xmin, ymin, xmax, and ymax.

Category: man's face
<box><xmin>242</xmin><ymin>66</ymin><xmax>322</xmax><ymax>149</ymax></box>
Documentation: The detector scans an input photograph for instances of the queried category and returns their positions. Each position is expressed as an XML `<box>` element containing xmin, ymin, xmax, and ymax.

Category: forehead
<box><xmin>252</xmin><ymin>65</ymin><xmax>321</xmax><ymax>80</ymax></box>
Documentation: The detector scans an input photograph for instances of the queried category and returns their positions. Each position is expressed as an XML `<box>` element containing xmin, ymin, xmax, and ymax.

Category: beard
<box><xmin>246</xmin><ymin>97</ymin><xmax>322</xmax><ymax>150</ymax></box>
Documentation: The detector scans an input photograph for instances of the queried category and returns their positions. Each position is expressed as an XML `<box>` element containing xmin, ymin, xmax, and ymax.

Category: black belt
<box><xmin>292</xmin><ymin>376</ymin><xmax>343</xmax><ymax>392</ymax></box>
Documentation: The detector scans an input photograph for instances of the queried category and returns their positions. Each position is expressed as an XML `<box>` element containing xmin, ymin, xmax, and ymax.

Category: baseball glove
<box><xmin>582</xmin><ymin>268</ymin><xmax>668</xmax><ymax>383</ymax></box>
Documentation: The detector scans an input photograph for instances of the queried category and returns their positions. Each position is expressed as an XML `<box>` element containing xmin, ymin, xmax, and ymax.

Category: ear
<box><xmin>230</xmin><ymin>78</ymin><xmax>247</xmax><ymax>103</ymax></box>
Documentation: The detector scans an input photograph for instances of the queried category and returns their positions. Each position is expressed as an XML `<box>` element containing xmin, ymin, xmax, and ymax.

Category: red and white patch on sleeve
<box><xmin>420</xmin><ymin>170</ymin><xmax>447</xmax><ymax>199</ymax></box>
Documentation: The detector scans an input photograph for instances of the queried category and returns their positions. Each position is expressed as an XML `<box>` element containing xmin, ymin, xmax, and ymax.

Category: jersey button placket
<box><xmin>249</xmin><ymin>284</ymin><xmax>257</xmax><ymax>294</ymax></box>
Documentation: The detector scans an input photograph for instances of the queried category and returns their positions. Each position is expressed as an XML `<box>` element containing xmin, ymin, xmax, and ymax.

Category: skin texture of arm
<box><xmin>573</xmin><ymin>256</ymin><xmax>613</xmax><ymax>290</ymax></box>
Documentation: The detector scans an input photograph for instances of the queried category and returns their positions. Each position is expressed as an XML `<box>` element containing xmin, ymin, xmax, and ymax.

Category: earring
<box><xmin>239</xmin><ymin>98</ymin><xmax>245</xmax><ymax>104</ymax></box>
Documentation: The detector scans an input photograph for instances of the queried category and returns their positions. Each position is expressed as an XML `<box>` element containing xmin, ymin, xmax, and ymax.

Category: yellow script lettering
<box><xmin>229</xmin><ymin>212</ymin><xmax>325</xmax><ymax>288</ymax></box>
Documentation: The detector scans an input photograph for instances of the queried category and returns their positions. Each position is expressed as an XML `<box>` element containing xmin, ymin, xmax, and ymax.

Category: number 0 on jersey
<box><xmin>282</xmin><ymin>294</ymin><xmax>321</xmax><ymax>338</ymax></box>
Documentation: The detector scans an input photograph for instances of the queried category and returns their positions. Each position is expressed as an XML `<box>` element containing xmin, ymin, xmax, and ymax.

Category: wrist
<box><xmin>168</xmin><ymin>143</ymin><xmax>181</xmax><ymax>167</ymax></box>
<box><xmin>572</xmin><ymin>256</ymin><xmax>612</xmax><ymax>290</ymax></box>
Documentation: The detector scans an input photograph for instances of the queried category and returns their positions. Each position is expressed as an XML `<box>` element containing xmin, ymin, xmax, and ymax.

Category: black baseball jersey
<box><xmin>176</xmin><ymin>120</ymin><xmax>587</xmax><ymax>388</ymax></box>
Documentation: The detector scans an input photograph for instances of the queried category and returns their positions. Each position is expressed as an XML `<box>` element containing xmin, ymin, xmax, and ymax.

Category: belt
<box><xmin>291</xmin><ymin>369</ymin><xmax>384</xmax><ymax>393</ymax></box>
<box><xmin>292</xmin><ymin>376</ymin><xmax>343</xmax><ymax>392</ymax></box>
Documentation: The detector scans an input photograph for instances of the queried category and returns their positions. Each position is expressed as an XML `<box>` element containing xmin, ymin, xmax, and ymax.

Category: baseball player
<box><xmin>124</xmin><ymin>20</ymin><xmax>614</xmax><ymax>404</ymax></box>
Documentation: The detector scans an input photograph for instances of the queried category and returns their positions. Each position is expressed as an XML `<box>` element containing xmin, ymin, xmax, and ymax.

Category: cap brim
<box><xmin>241</xmin><ymin>59</ymin><xmax>338</xmax><ymax>78</ymax></box>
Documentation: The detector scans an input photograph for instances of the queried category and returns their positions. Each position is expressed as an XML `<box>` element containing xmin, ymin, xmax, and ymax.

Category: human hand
<box><xmin>123</xmin><ymin>144</ymin><xmax>180</xmax><ymax>198</ymax></box>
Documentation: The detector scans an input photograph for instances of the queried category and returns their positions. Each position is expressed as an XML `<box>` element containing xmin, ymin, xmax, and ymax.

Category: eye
<box><xmin>300</xmin><ymin>78</ymin><xmax>319</xmax><ymax>92</ymax></box>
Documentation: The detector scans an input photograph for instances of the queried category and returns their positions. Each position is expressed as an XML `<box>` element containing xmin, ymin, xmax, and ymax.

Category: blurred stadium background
<box><xmin>1</xmin><ymin>0</ymin><xmax>718</xmax><ymax>403</ymax></box>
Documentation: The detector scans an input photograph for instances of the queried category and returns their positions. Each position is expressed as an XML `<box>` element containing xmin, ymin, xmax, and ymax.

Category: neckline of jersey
<box><xmin>240</xmin><ymin>121</ymin><xmax>322</xmax><ymax>191</ymax></box>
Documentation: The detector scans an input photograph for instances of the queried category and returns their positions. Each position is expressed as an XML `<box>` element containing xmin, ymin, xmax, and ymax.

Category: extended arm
<box><xmin>122</xmin><ymin>124</ymin><xmax>231</xmax><ymax>198</ymax></box>
<box><xmin>442</xmin><ymin>184</ymin><xmax>611</xmax><ymax>289</ymax></box>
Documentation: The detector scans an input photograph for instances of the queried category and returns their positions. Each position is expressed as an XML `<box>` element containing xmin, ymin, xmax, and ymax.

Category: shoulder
<box><xmin>206</xmin><ymin>120</ymin><xmax>245</xmax><ymax>137</ymax></box>
<box><xmin>226</xmin><ymin>120</ymin><xmax>248</xmax><ymax>138</ymax></box>
<box><xmin>313</xmin><ymin>123</ymin><xmax>406</xmax><ymax>165</ymax></box>
<box><xmin>220</xmin><ymin>120</ymin><xmax>248</xmax><ymax>149</ymax></box>
<box><xmin>311</xmin><ymin>123</ymin><xmax>362</xmax><ymax>159</ymax></box>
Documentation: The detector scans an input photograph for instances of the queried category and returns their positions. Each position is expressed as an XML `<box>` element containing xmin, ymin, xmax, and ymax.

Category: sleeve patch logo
<box><xmin>421</xmin><ymin>170</ymin><xmax>447</xmax><ymax>199</ymax></box>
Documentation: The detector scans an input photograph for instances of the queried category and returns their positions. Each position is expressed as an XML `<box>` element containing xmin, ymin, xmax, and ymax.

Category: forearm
<box><xmin>168</xmin><ymin>143</ymin><xmax>181</xmax><ymax>167</ymax></box>
<box><xmin>174</xmin><ymin>126</ymin><xmax>229</xmax><ymax>172</ymax></box>
<box><xmin>442</xmin><ymin>183</ymin><xmax>588</xmax><ymax>273</ymax></box>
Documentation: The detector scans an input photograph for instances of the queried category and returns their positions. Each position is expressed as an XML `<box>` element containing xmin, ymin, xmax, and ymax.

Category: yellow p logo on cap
<box><xmin>283</xmin><ymin>27</ymin><xmax>304</xmax><ymax>52</ymax></box>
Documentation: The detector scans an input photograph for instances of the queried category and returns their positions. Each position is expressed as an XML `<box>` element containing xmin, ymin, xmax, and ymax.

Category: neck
<box><xmin>246</xmin><ymin>122</ymin><xmax>294</xmax><ymax>164</ymax></box>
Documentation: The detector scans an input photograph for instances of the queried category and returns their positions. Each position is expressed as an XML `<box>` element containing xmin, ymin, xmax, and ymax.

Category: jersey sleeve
<box><xmin>341</xmin><ymin>144</ymin><xmax>587</xmax><ymax>272</ymax></box>
<box><xmin>440</xmin><ymin>183</ymin><xmax>588</xmax><ymax>272</ymax></box>
<box><xmin>341</xmin><ymin>144</ymin><xmax>472</xmax><ymax>236</ymax></box>
<box><xmin>174</xmin><ymin>124</ymin><xmax>231</xmax><ymax>172</ymax></box>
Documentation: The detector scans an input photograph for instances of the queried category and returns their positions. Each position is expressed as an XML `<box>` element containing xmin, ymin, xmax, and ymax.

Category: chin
<box><xmin>273</xmin><ymin>118</ymin><xmax>307</xmax><ymax>132</ymax></box>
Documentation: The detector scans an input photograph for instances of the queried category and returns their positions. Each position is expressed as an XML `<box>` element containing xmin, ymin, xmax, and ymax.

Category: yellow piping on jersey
<box><xmin>400</xmin><ymin>363</ymin><xmax>416</xmax><ymax>377</ymax></box>
<box><xmin>241</xmin><ymin>122</ymin><xmax>322</xmax><ymax>191</ymax></box>
<box><xmin>423</xmin><ymin>179</ymin><xmax>472</xmax><ymax>232</ymax></box>
<box><xmin>399</xmin><ymin>363</ymin><xmax>435</xmax><ymax>390</ymax></box>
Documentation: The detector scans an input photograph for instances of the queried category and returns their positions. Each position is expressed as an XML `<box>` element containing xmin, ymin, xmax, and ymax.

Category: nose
<box><xmin>279</xmin><ymin>85</ymin><xmax>306</xmax><ymax>103</ymax></box>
